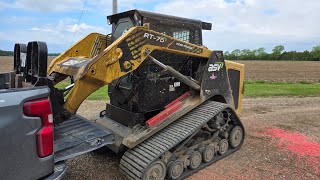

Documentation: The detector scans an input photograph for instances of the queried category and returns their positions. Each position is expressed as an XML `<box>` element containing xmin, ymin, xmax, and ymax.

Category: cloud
<box><xmin>66</xmin><ymin>23</ymin><xmax>96</xmax><ymax>33</ymax></box>
<box><xmin>1</xmin><ymin>0</ymin><xmax>159</xmax><ymax>13</ymax></box>
<box><xmin>1</xmin><ymin>0</ymin><xmax>319</xmax><ymax>52</ymax></box>
<box><xmin>89</xmin><ymin>0</ymin><xmax>160</xmax><ymax>16</ymax></box>
<box><xmin>6</xmin><ymin>0</ymin><xmax>83</xmax><ymax>12</ymax></box>
<box><xmin>0</xmin><ymin>0</ymin><xmax>160</xmax><ymax>52</ymax></box>
<box><xmin>155</xmin><ymin>0</ymin><xmax>320</xmax><ymax>51</ymax></box>
<box><xmin>0</xmin><ymin>17</ymin><xmax>108</xmax><ymax>52</ymax></box>
<box><xmin>30</xmin><ymin>27</ymin><xmax>53</xmax><ymax>32</ymax></box>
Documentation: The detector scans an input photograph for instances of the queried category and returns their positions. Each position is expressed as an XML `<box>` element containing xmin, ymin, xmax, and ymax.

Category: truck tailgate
<box><xmin>54</xmin><ymin>115</ymin><xmax>114</xmax><ymax>162</ymax></box>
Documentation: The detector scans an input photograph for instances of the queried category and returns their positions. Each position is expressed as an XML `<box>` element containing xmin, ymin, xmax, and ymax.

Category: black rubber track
<box><xmin>119</xmin><ymin>101</ymin><xmax>245</xmax><ymax>180</ymax></box>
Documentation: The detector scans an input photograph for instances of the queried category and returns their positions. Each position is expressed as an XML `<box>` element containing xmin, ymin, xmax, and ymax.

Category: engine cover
<box><xmin>107</xmin><ymin>52</ymin><xmax>202</xmax><ymax>126</ymax></box>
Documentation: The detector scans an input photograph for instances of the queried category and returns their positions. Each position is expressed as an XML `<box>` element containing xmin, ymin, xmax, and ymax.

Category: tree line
<box><xmin>0</xmin><ymin>50</ymin><xmax>60</xmax><ymax>57</ymax></box>
<box><xmin>224</xmin><ymin>45</ymin><xmax>320</xmax><ymax>61</ymax></box>
<box><xmin>0</xmin><ymin>50</ymin><xmax>13</xmax><ymax>56</ymax></box>
<box><xmin>2</xmin><ymin>45</ymin><xmax>320</xmax><ymax>61</ymax></box>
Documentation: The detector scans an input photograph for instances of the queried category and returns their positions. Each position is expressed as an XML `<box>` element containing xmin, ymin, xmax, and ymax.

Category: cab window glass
<box><xmin>113</xmin><ymin>21</ymin><xmax>133</xmax><ymax>40</ymax></box>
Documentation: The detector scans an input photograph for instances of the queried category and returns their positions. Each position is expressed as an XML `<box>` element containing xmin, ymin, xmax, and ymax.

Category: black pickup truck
<box><xmin>0</xmin><ymin>44</ymin><xmax>114</xmax><ymax>180</ymax></box>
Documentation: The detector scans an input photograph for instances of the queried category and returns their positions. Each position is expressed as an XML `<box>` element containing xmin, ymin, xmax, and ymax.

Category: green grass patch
<box><xmin>55</xmin><ymin>82</ymin><xmax>109</xmax><ymax>100</ymax></box>
<box><xmin>244</xmin><ymin>81</ymin><xmax>320</xmax><ymax>97</ymax></box>
<box><xmin>56</xmin><ymin>81</ymin><xmax>320</xmax><ymax>100</ymax></box>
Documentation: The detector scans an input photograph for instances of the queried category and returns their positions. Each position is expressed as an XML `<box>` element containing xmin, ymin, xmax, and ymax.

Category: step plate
<box><xmin>54</xmin><ymin>115</ymin><xmax>114</xmax><ymax>162</ymax></box>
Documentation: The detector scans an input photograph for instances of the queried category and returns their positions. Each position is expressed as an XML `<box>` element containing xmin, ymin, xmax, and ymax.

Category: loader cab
<box><xmin>106</xmin><ymin>10</ymin><xmax>213</xmax><ymax>127</ymax></box>
<box><xmin>107</xmin><ymin>10</ymin><xmax>212</xmax><ymax>45</ymax></box>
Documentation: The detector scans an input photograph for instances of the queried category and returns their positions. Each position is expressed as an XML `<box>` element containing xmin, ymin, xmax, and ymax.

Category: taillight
<box><xmin>23</xmin><ymin>98</ymin><xmax>53</xmax><ymax>158</ymax></box>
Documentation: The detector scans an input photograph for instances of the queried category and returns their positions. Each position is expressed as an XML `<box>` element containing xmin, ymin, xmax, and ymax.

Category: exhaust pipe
<box><xmin>113</xmin><ymin>0</ymin><xmax>118</xmax><ymax>14</ymax></box>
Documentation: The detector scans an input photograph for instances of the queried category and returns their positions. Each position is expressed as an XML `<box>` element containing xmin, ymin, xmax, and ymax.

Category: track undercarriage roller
<box><xmin>218</xmin><ymin>139</ymin><xmax>229</xmax><ymax>155</ymax></box>
<box><xmin>147</xmin><ymin>125</ymin><xmax>243</xmax><ymax>179</ymax></box>
<box><xmin>167</xmin><ymin>160</ymin><xmax>184</xmax><ymax>179</ymax></box>
<box><xmin>199</xmin><ymin>144</ymin><xmax>215</xmax><ymax>163</ymax></box>
<box><xmin>143</xmin><ymin>160</ymin><xmax>166</xmax><ymax>179</ymax></box>
<box><xmin>229</xmin><ymin>126</ymin><xmax>244</xmax><ymax>148</ymax></box>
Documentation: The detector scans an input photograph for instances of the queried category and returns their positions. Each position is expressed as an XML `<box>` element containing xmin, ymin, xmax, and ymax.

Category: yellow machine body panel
<box><xmin>48</xmin><ymin>33</ymin><xmax>107</xmax><ymax>77</ymax></box>
<box><xmin>225</xmin><ymin>60</ymin><xmax>245</xmax><ymax>114</ymax></box>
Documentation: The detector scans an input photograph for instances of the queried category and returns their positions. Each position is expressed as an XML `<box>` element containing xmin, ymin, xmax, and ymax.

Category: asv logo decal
<box><xmin>208</xmin><ymin>62</ymin><xmax>224</xmax><ymax>72</ymax></box>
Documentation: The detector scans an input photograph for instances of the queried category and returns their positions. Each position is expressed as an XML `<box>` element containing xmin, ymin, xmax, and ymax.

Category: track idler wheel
<box><xmin>143</xmin><ymin>160</ymin><xmax>166</xmax><ymax>180</ymax></box>
<box><xmin>218</xmin><ymin>139</ymin><xmax>229</xmax><ymax>155</ymax></box>
<box><xmin>167</xmin><ymin>160</ymin><xmax>184</xmax><ymax>180</ymax></box>
<box><xmin>229</xmin><ymin>126</ymin><xmax>244</xmax><ymax>148</ymax></box>
<box><xmin>189</xmin><ymin>151</ymin><xmax>202</xmax><ymax>170</ymax></box>
<box><xmin>202</xmin><ymin>145</ymin><xmax>215</xmax><ymax>163</ymax></box>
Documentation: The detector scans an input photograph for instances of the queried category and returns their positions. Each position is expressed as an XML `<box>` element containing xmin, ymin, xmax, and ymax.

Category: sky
<box><xmin>0</xmin><ymin>0</ymin><xmax>319</xmax><ymax>53</ymax></box>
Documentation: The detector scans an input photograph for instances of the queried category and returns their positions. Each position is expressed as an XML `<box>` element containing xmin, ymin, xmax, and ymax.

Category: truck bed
<box><xmin>54</xmin><ymin>115</ymin><xmax>114</xmax><ymax>162</ymax></box>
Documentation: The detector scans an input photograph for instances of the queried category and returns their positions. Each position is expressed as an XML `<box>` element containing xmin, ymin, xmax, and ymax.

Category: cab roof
<box><xmin>107</xmin><ymin>9</ymin><xmax>212</xmax><ymax>30</ymax></box>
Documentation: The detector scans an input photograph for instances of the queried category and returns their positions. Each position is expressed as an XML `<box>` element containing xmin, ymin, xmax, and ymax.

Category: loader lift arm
<box><xmin>48</xmin><ymin>26</ymin><xmax>213</xmax><ymax>114</ymax></box>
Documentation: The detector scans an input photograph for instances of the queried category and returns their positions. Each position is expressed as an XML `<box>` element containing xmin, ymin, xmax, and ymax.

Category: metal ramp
<box><xmin>54</xmin><ymin>115</ymin><xmax>114</xmax><ymax>162</ymax></box>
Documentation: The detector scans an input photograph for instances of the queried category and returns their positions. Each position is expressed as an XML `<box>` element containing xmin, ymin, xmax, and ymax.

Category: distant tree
<box><xmin>272</xmin><ymin>45</ymin><xmax>285</xmax><ymax>54</ymax></box>
<box><xmin>239</xmin><ymin>49</ymin><xmax>253</xmax><ymax>60</ymax></box>
<box><xmin>0</xmin><ymin>50</ymin><xmax>14</xmax><ymax>56</ymax></box>
<box><xmin>48</xmin><ymin>53</ymin><xmax>60</xmax><ymax>56</ymax></box>
<box><xmin>311</xmin><ymin>45</ymin><xmax>320</xmax><ymax>52</ymax></box>
<box><xmin>281</xmin><ymin>51</ymin><xmax>296</xmax><ymax>61</ymax></box>
<box><xmin>250</xmin><ymin>49</ymin><xmax>257</xmax><ymax>60</ymax></box>
<box><xmin>240</xmin><ymin>49</ymin><xmax>250</xmax><ymax>56</ymax></box>
<box><xmin>256</xmin><ymin>47</ymin><xmax>266</xmax><ymax>54</ymax></box>
<box><xmin>311</xmin><ymin>45</ymin><xmax>320</xmax><ymax>61</ymax></box>
<box><xmin>230</xmin><ymin>49</ymin><xmax>241</xmax><ymax>60</ymax></box>
<box><xmin>271</xmin><ymin>45</ymin><xmax>285</xmax><ymax>60</ymax></box>
<box><xmin>255</xmin><ymin>48</ymin><xmax>267</xmax><ymax>60</ymax></box>
<box><xmin>224</xmin><ymin>45</ymin><xmax>319</xmax><ymax>61</ymax></box>
<box><xmin>303</xmin><ymin>50</ymin><xmax>312</xmax><ymax>61</ymax></box>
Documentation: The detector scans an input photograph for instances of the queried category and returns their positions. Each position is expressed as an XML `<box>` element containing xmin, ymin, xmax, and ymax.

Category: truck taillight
<box><xmin>23</xmin><ymin>98</ymin><xmax>53</xmax><ymax>158</ymax></box>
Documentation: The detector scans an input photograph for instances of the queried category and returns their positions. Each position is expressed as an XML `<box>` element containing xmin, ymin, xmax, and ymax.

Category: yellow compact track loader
<box><xmin>11</xmin><ymin>10</ymin><xmax>245</xmax><ymax>180</ymax></box>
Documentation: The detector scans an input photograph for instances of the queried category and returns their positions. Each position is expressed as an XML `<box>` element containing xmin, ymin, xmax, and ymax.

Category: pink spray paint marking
<box><xmin>262</xmin><ymin>128</ymin><xmax>320</xmax><ymax>174</ymax></box>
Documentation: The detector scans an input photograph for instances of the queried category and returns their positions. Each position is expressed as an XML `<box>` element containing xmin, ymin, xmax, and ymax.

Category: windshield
<box><xmin>112</xmin><ymin>20</ymin><xmax>134</xmax><ymax>41</ymax></box>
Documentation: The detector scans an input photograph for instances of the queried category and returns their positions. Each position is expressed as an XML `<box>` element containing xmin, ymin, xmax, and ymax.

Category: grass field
<box><xmin>55</xmin><ymin>82</ymin><xmax>109</xmax><ymax>100</ymax></box>
<box><xmin>244</xmin><ymin>81</ymin><xmax>320</xmax><ymax>97</ymax></box>
<box><xmin>56</xmin><ymin>81</ymin><xmax>320</xmax><ymax>100</ymax></box>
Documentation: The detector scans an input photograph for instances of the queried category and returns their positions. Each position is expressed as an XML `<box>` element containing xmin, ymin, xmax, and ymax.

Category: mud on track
<box><xmin>67</xmin><ymin>97</ymin><xmax>320</xmax><ymax>179</ymax></box>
